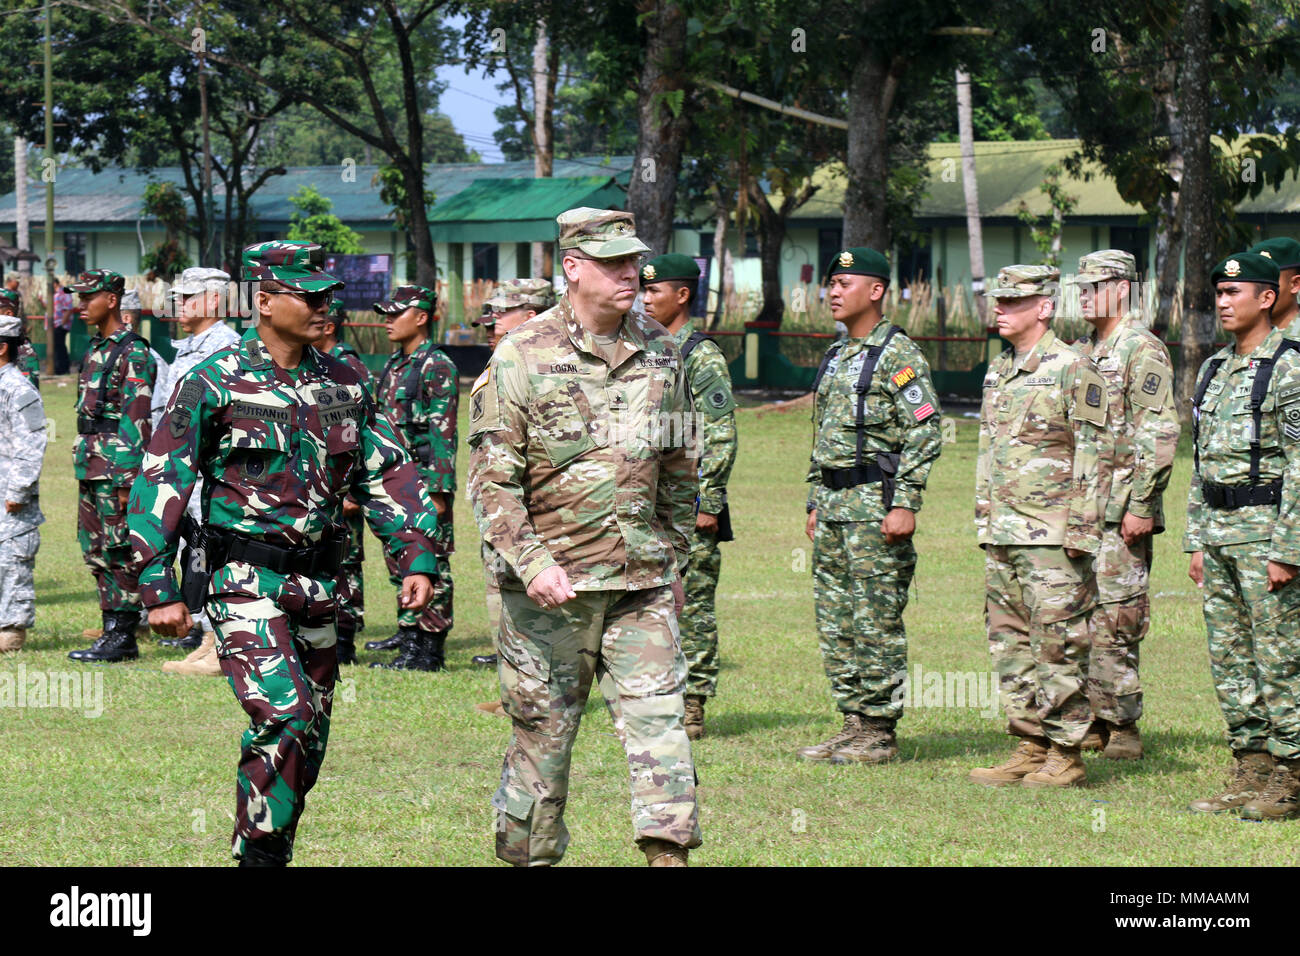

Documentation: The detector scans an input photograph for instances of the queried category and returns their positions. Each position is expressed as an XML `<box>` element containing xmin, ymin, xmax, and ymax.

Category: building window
<box><xmin>65</xmin><ymin>232</ymin><xmax>86</xmax><ymax>275</ymax></box>
<box><xmin>817</xmin><ymin>228</ymin><xmax>843</xmax><ymax>280</ymax></box>
<box><xmin>472</xmin><ymin>242</ymin><xmax>498</xmax><ymax>282</ymax></box>
<box><xmin>895</xmin><ymin>230</ymin><xmax>932</xmax><ymax>286</ymax></box>
<box><xmin>701</xmin><ymin>232</ymin><xmax>758</xmax><ymax>259</ymax></box>
<box><xmin>516</xmin><ymin>243</ymin><xmax>531</xmax><ymax>278</ymax></box>
<box><xmin>1109</xmin><ymin>227</ymin><xmax>1150</xmax><ymax>278</ymax></box>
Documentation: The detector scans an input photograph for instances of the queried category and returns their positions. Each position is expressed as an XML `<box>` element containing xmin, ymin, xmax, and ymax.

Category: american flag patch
<box><xmin>913</xmin><ymin>402</ymin><xmax>935</xmax><ymax>421</ymax></box>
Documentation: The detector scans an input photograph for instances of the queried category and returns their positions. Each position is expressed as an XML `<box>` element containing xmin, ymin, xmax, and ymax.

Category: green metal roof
<box><xmin>428</xmin><ymin>176</ymin><xmax>626</xmax><ymax>242</ymax></box>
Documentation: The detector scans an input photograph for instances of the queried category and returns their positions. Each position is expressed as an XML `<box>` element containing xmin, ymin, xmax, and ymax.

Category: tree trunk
<box><xmin>13</xmin><ymin>137</ymin><xmax>29</xmax><ymax>272</ymax></box>
<box><xmin>843</xmin><ymin>49</ymin><xmax>896</xmax><ymax>249</ymax></box>
<box><xmin>198</xmin><ymin>49</ymin><xmax>216</xmax><ymax>266</ymax></box>
<box><xmin>709</xmin><ymin>199</ymin><xmax>729</xmax><ymax>330</ymax></box>
<box><xmin>955</xmin><ymin>69</ymin><xmax>987</xmax><ymax>324</ymax></box>
<box><xmin>404</xmin><ymin>158</ymin><xmax>437</xmax><ymax>288</ymax></box>
<box><xmin>531</xmin><ymin>18</ymin><xmax>555</xmax><ymax>280</ymax></box>
<box><xmin>626</xmin><ymin>0</ymin><xmax>690</xmax><ymax>256</ymax></box>
<box><xmin>1152</xmin><ymin>54</ymin><xmax>1183</xmax><ymax>339</ymax></box>
<box><xmin>1176</xmin><ymin>0</ymin><xmax>1214</xmax><ymax>424</ymax></box>
<box><xmin>753</xmin><ymin>199</ymin><xmax>786</xmax><ymax>325</ymax></box>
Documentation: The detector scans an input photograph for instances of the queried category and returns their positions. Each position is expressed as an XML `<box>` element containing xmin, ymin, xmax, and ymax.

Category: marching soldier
<box><xmin>1248</xmin><ymin>237</ymin><xmax>1300</xmax><ymax>338</ymax></box>
<box><xmin>800</xmin><ymin>247</ymin><xmax>943</xmax><ymax>764</ymax></box>
<box><xmin>469</xmin><ymin>207</ymin><xmax>700</xmax><ymax>867</ymax></box>
<box><xmin>1186</xmin><ymin>252</ymin><xmax>1300</xmax><ymax>821</ymax></box>
<box><xmin>128</xmin><ymin>240</ymin><xmax>439</xmax><ymax>865</ymax></box>
<box><xmin>0</xmin><ymin>288</ymin><xmax>40</xmax><ymax>391</ymax></box>
<box><xmin>970</xmin><ymin>264</ymin><xmax>1107</xmax><ymax>789</ymax></box>
<box><xmin>641</xmin><ymin>253</ymin><xmax>737</xmax><ymax>740</ymax></box>
<box><xmin>68</xmin><ymin>269</ymin><xmax>157</xmax><ymax>663</ymax></box>
<box><xmin>0</xmin><ymin>314</ymin><xmax>46</xmax><ymax>653</ymax></box>
<box><xmin>365</xmin><ymin>284</ymin><xmax>457</xmax><ymax>672</ymax></box>
<box><xmin>1071</xmin><ymin>250</ymin><xmax>1180</xmax><ymax>759</ymax></box>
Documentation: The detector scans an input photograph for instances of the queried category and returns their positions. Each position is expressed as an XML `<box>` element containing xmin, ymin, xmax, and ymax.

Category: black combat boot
<box><xmin>69</xmin><ymin>611</ymin><xmax>141</xmax><ymax>663</ymax></box>
<box><xmin>336</xmin><ymin>624</ymin><xmax>358</xmax><ymax>666</ymax></box>
<box><xmin>472</xmin><ymin>653</ymin><xmax>499</xmax><ymax>667</ymax></box>
<box><xmin>161</xmin><ymin>623</ymin><xmax>204</xmax><ymax>650</ymax></box>
<box><xmin>422</xmin><ymin>630</ymin><xmax>447</xmax><ymax>672</ymax></box>
<box><xmin>238</xmin><ymin>833</ymin><xmax>291</xmax><ymax>867</ymax></box>
<box><xmin>364</xmin><ymin>630</ymin><xmax>403</xmax><ymax>652</ymax></box>
<box><xmin>370</xmin><ymin>628</ymin><xmax>420</xmax><ymax>670</ymax></box>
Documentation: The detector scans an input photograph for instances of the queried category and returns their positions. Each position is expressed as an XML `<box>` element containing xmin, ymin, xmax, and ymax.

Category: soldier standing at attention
<box><xmin>969</xmin><ymin>264</ymin><xmax>1107</xmax><ymax>789</ymax></box>
<box><xmin>67</xmin><ymin>270</ymin><xmax>157</xmax><ymax>663</ymax></box>
<box><xmin>640</xmin><ymin>253</ymin><xmax>737</xmax><ymax>741</ymax></box>
<box><xmin>469</xmin><ymin>207</ymin><xmax>700</xmax><ymax>867</ymax></box>
<box><xmin>1248</xmin><ymin>238</ymin><xmax>1300</xmax><ymax>340</ymax></box>
<box><xmin>320</xmin><ymin>298</ymin><xmax>372</xmax><ymax>666</ymax></box>
<box><xmin>367</xmin><ymin>285</ymin><xmax>457</xmax><ymax>672</ymax></box>
<box><xmin>0</xmin><ymin>288</ymin><xmax>40</xmax><ymax>391</ymax></box>
<box><xmin>1186</xmin><ymin>252</ymin><xmax>1300</xmax><ymax>821</ymax></box>
<box><xmin>1071</xmin><ymin>250</ymin><xmax>1180</xmax><ymax>760</ymax></box>
<box><xmin>0</xmin><ymin>314</ymin><xmax>46</xmax><ymax>653</ymax></box>
<box><xmin>128</xmin><ymin>240</ymin><xmax>438</xmax><ymax>866</ymax></box>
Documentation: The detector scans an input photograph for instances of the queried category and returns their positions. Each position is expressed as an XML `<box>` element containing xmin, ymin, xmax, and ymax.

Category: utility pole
<box><xmin>956</xmin><ymin>68</ymin><xmax>987</xmax><ymax>325</ymax></box>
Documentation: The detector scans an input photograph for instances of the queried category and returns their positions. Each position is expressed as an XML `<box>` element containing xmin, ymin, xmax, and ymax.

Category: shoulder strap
<box><xmin>1245</xmin><ymin>340</ymin><xmax>1300</xmax><ymax>483</ymax></box>
<box><xmin>98</xmin><ymin>330</ymin><xmax>144</xmax><ymax>412</ymax></box>
<box><xmin>405</xmin><ymin>349</ymin><xmax>427</xmax><ymax>398</ymax></box>
<box><xmin>681</xmin><ymin>331</ymin><xmax>711</xmax><ymax>364</ymax></box>
<box><xmin>377</xmin><ymin>350</ymin><xmax>401</xmax><ymax>394</ymax></box>
<box><xmin>811</xmin><ymin>340</ymin><xmax>846</xmax><ymax>395</ymax></box>
<box><xmin>854</xmin><ymin>325</ymin><xmax>904</xmax><ymax>470</ymax></box>
<box><xmin>1192</xmin><ymin>356</ymin><xmax>1226</xmax><ymax>476</ymax></box>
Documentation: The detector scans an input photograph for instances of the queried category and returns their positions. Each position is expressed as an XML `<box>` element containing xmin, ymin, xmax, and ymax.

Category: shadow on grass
<box><xmin>30</xmin><ymin>585</ymin><xmax>99</xmax><ymax>607</ymax></box>
<box><xmin>902</xmin><ymin>727</ymin><xmax>1219</xmax><ymax>775</ymax></box>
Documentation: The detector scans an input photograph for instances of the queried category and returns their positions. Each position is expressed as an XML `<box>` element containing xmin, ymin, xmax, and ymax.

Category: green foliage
<box><xmin>373</xmin><ymin>165</ymin><xmax>435</xmax><ymax>234</ymax></box>
<box><xmin>1015</xmin><ymin>164</ymin><xmax>1079</xmax><ymax>267</ymax></box>
<box><xmin>286</xmin><ymin>185</ymin><xmax>364</xmax><ymax>254</ymax></box>
<box><xmin>140</xmin><ymin>181</ymin><xmax>192</xmax><ymax>279</ymax></box>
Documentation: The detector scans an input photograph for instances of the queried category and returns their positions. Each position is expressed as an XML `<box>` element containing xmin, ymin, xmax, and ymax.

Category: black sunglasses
<box><xmin>264</xmin><ymin>288</ymin><xmax>335</xmax><ymax>310</ymax></box>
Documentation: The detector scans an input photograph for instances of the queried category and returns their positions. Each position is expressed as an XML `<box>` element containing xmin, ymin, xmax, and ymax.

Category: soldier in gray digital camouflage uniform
<box><xmin>0</xmin><ymin>314</ymin><xmax>46</xmax><ymax>652</ymax></box>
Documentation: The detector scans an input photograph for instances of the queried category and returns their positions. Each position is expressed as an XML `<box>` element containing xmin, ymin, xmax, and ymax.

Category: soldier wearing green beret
<box><xmin>1186</xmin><ymin>251</ymin><xmax>1300</xmax><ymax>820</ymax></box>
<box><xmin>799</xmin><ymin>247</ymin><xmax>943</xmax><ymax>764</ymax></box>
<box><xmin>969</xmin><ymin>264</ymin><xmax>1108</xmax><ymax>788</ymax></box>
<box><xmin>641</xmin><ymin>252</ymin><xmax>737</xmax><ymax>740</ymax></box>
<box><xmin>0</xmin><ymin>288</ymin><xmax>39</xmax><ymax>391</ymax></box>
<box><xmin>1249</xmin><ymin>237</ymin><xmax>1300</xmax><ymax>339</ymax></box>
<box><xmin>1069</xmin><ymin>250</ymin><xmax>1180</xmax><ymax>760</ymax></box>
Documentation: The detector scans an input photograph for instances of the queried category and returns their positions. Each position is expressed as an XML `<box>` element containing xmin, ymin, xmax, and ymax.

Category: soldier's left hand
<box><xmin>116</xmin><ymin>487</ymin><xmax>130</xmax><ymax>510</ymax></box>
<box><xmin>671</xmin><ymin>578</ymin><xmax>685</xmax><ymax>615</ymax></box>
<box><xmin>1267</xmin><ymin>560</ymin><xmax>1299</xmax><ymax>592</ymax></box>
<box><xmin>342</xmin><ymin>497</ymin><xmax>361</xmax><ymax>518</ymax></box>
<box><xmin>696</xmin><ymin>511</ymin><xmax>718</xmax><ymax>533</ymax></box>
<box><xmin>881</xmin><ymin>507</ymin><xmax>916</xmax><ymax>544</ymax></box>
<box><xmin>400</xmin><ymin>574</ymin><xmax>435</xmax><ymax>611</ymax></box>
<box><xmin>431</xmin><ymin>493</ymin><xmax>448</xmax><ymax>517</ymax></box>
<box><xmin>5</xmin><ymin>501</ymin><xmax>21</xmax><ymax>514</ymax></box>
<box><xmin>1120</xmin><ymin>512</ymin><xmax>1155</xmax><ymax>546</ymax></box>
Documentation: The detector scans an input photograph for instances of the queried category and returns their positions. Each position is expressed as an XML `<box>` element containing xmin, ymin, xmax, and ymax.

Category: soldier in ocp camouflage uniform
<box><xmin>0</xmin><ymin>288</ymin><xmax>40</xmax><ymax>391</ymax></box>
<box><xmin>0</xmin><ymin>314</ymin><xmax>46</xmax><ymax>653</ymax></box>
<box><xmin>367</xmin><ymin>284</ymin><xmax>457</xmax><ymax>672</ymax></box>
<box><xmin>800</xmin><ymin>247</ymin><xmax>943</xmax><ymax>764</ymax></box>
<box><xmin>1186</xmin><ymin>252</ymin><xmax>1300</xmax><ymax>821</ymax></box>
<box><xmin>128</xmin><ymin>240</ymin><xmax>439</xmax><ymax>865</ymax></box>
<box><xmin>969</xmin><ymin>264</ymin><xmax>1107</xmax><ymax>789</ymax></box>
<box><xmin>67</xmin><ymin>269</ymin><xmax>157</xmax><ymax>663</ymax></box>
<box><xmin>469</xmin><ymin>207</ymin><xmax>700</xmax><ymax>867</ymax></box>
<box><xmin>1070</xmin><ymin>250</ymin><xmax>1180</xmax><ymax>760</ymax></box>
<box><xmin>641</xmin><ymin>253</ymin><xmax>737</xmax><ymax>741</ymax></box>
<box><xmin>1249</xmin><ymin>237</ymin><xmax>1300</xmax><ymax>339</ymax></box>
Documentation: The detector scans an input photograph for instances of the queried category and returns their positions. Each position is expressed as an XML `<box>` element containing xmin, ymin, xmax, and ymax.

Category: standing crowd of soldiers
<box><xmin>0</xmin><ymin>204</ymin><xmax>1298</xmax><ymax>864</ymax></box>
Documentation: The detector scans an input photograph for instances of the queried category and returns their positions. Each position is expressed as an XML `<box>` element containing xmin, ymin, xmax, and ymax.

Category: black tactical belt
<box><xmin>1201</xmin><ymin>479</ymin><xmax>1282</xmax><ymax>510</ymax></box>
<box><xmin>76</xmin><ymin>415</ymin><xmax>116</xmax><ymax>435</ymax></box>
<box><xmin>821</xmin><ymin>463</ymin><xmax>884</xmax><ymax>490</ymax></box>
<box><xmin>210</xmin><ymin>528</ymin><xmax>348</xmax><ymax>576</ymax></box>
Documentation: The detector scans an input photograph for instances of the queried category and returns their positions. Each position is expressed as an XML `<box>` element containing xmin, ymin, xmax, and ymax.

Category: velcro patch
<box><xmin>891</xmin><ymin>366</ymin><xmax>917</xmax><ymax>388</ymax></box>
<box><xmin>1086</xmin><ymin>384</ymin><xmax>1103</xmax><ymax>407</ymax></box>
<box><xmin>637</xmin><ymin>356</ymin><xmax>677</xmax><ymax>369</ymax></box>
<box><xmin>470</xmin><ymin>366</ymin><xmax>503</xmax><ymax>436</ymax></box>
<box><xmin>174</xmin><ymin>379</ymin><xmax>205</xmax><ymax>411</ymax></box>
<box><xmin>1131</xmin><ymin>359</ymin><xmax>1168</xmax><ymax>411</ymax></box>
<box><xmin>903</xmin><ymin>383</ymin><xmax>924</xmax><ymax>405</ymax></box>
<box><xmin>320</xmin><ymin>402</ymin><xmax>360</xmax><ymax>427</ymax></box>
<box><xmin>18</xmin><ymin>397</ymin><xmax>44</xmax><ymax>432</ymax></box>
<box><xmin>1024</xmin><ymin>376</ymin><xmax>1055</xmax><ymax>386</ymax></box>
<box><xmin>1287</xmin><ymin>421</ymin><xmax>1300</xmax><ymax>442</ymax></box>
<box><xmin>539</xmin><ymin>363</ymin><xmax>580</xmax><ymax>374</ymax></box>
<box><xmin>1206</xmin><ymin>380</ymin><xmax>1225</xmax><ymax>396</ymax></box>
<box><xmin>1072</xmin><ymin>365</ymin><xmax>1108</xmax><ymax>426</ymax></box>
<box><xmin>913</xmin><ymin>402</ymin><xmax>935</xmax><ymax>422</ymax></box>
<box><xmin>231</xmin><ymin>401</ymin><xmax>293</xmax><ymax>425</ymax></box>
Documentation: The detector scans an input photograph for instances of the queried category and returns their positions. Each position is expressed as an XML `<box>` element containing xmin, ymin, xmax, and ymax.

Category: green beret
<box><xmin>1211</xmin><ymin>252</ymin><xmax>1279</xmax><ymax>288</ymax></box>
<box><xmin>1248</xmin><ymin>237</ymin><xmax>1300</xmax><ymax>272</ymax></box>
<box><xmin>641</xmin><ymin>253</ymin><xmax>700</xmax><ymax>285</ymax></box>
<box><xmin>825</xmin><ymin>247</ymin><xmax>890</xmax><ymax>281</ymax></box>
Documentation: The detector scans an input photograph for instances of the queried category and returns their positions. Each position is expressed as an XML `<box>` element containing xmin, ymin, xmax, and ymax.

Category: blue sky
<box><xmin>435</xmin><ymin>60</ymin><xmax>513</xmax><ymax>163</ymax></box>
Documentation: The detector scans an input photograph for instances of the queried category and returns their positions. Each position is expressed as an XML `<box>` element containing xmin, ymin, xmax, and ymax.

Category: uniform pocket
<box><xmin>226</xmin><ymin>419</ymin><xmax>289</xmax><ymax>490</ymax></box>
<box><xmin>533</xmin><ymin>382</ymin><xmax>600</xmax><ymax>467</ymax></box>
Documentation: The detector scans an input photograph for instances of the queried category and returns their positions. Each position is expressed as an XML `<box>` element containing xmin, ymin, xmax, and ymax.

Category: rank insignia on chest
<box><xmin>891</xmin><ymin>366</ymin><xmax>917</xmax><ymax>388</ymax></box>
<box><xmin>1086</xmin><ymin>384</ymin><xmax>1103</xmax><ymax>407</ymax></box>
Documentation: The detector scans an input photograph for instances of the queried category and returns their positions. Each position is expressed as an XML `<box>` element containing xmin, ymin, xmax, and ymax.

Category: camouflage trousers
<box><xmin>681</xmin><ymin>526</ymin><xmax>723</xmax><ymax>698</ymax></box>
<box><xmin>1086</xmin><ymin>524</ymin><xmax>1152</xmax><ymax>726</ymax></box>
<box><xmin>335</xmin><ymin>511</ymin><xmax>366</xmax><ymax>633</ymax></box>
<box><xmin>77</xmin><ymin>479</ymin><xmax>141</xmax><ymax>612</ymax></box>
<box><xmin>484</xmin><ymin>542</ymin><xmax>501</xmax><ymax>639</ymax></box>
<box><xmin>985</xmin><ymin>545</ymin><xmax>1096</xmax><ymax>747</ymax></box>
<box><xmin>387</xmin><ymin>506</ymin><xmax>451</xmax><ymax>632</ymax></box>
<box><xmin>493</xmin><ymin>584</ymin><xmax>700</xmax><ymax>866</ymax></box>
<box><xmin>1202</xmin><ymin>541</ymin><xmax>1300</xmax><ymax>759</ymax></box>
<box><xmin>813</xmin><ymin>518</ymin><xmax>914</xmax><ymax>719</ymax></box>
<box><xmin>0</xmin><ymin>528</ymin><xmax>38</xmax><ymax>628</ymax></box>
<box><xmin>207</xmin><ymin>560</ymin><xmax>338</xmax><ymax>863</ymax></box>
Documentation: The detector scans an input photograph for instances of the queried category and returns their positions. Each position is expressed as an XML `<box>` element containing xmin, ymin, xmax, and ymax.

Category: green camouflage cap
<box><xmin>477</xmin><ymin>278</ymin><xmax>553</xmax><ymax>325</ymax></box>
<box><xmin>987</xmin><ymin>264</ymin><xmax>1060</xmax><ymax>298</ymax></box>
<box><xmin>825</xmin><ymin>246</ymin><xmax>890</xmax><ymax>281</ymax></box>
<box><xmin>69</xmin><ymin>269</ymin><xmax>126</xmax><ymax>295</ymax></box>
<box><xmin>373</xmin><ymin>284</ymin><xmax>437</xmax><ymax>316</ymax></box>
<box><xmin>556</xmin><ymin>207</ymin><xmax>650</xmax><ymax>259</ymax></box>
<box><xmin>640</xmin><ymin>253</ymin><xmax>700</xmax><ymax>285</ymax></box>
<box><xmin>0</xmin><ymin>288</ymin><xmax>19</xmax><ymax>314</ymax></box>
<box><xmin>1070</xmin><ymin>249</ymin><xmax>1137</xmax><ymax>284</ymax></box>
<box><xmin>1211</xmin><ymin>252</ymin><xmax>1279</xmax><ymax>288</ymax></box>
<box><xmin>1249</xmin><ymin>237</ymin><xmax>1300</xmax><ymax>272</ymax></box>
<box><xmin>0</xmin><ymin>314</ymin><xmax>22</xmax><ymax>337</ymax></box>
<box><xmin>241</xmin><ymin>240</ymin><xmax>343</xmax><ymax>292</ymax></box>
<box><xmin>326</xmin><ymin>298</ymin><xmax>347</xmax><ymax>318</ymax></box>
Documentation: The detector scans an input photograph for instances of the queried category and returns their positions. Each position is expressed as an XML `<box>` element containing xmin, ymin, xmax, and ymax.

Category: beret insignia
<box><xmin>642</xmin><ymin>265</ymin><xmax>656</xmax><ymax>281</ymax></box>
<box><xmin>1224</xmin><ymin>259</ymin><xmax>1241</xmax><ymax>277</ymax></box>
<box><xmin>838</xmin><ymin>250</ymin><xmax>854</xmax><ymax>268</ymax></box>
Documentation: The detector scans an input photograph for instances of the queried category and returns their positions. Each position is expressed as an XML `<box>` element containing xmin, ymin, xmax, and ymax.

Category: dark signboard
<box><xmin>323</xmin><ymin>254</ymin><xmax>393</xmax><ymax>310</ymax></box>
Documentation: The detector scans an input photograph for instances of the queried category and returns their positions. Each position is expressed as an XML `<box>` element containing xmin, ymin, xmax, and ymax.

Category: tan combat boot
<box><xmin>1240</xmin><ymin>758</ymin><xmax>1300</xmax><ymax>821</ymax></box>
<box><xmin>1103</xmin><ymin>722</ymin><xmax>1143</xmax><ymax>760</ymax></box>
<box><xmin>797</xmin><ymin>713</ymin><xmax>864</xmax><ymax>763</ymax></box>
<box><xmin>1080</xmin><ymin>720</ymin><xmax>1107</xmax><ymax>752</ymax></box>
<box><xmin>642</xmin><ymin>839</ymin><xmax>688</xmax><ymax>867</ymax></box>
<box><xmin>968</xmin><ymin>737</ymin><xmax>1049</xmax><ymax>786</ymax></box>
<box><xmin>0</xmin><ymin>628</ymin><xmax>26</xmax><ymax>653</ymax></box>
<box><xmin>830</xmin><ymin>716</ymin><xmax>899</xmax><ymax>764</ymax></box>
<box><xmin>473</xmin><ymin>700</ymin><xmax>506</xmax><ymax>717</ymax></box>
<box><xmin>1189</xmin><ymin>751</ymin><xmax>1274</xmax><ymax>813</ymax></box>
<box><xmin>683</xmin><ymin>695</ymin><xmax>706</xmax><ymax>741</ymax></box>
<box><xmin>162</xmin><ymin>631</ymin><xmax>222</xmax><ymax>676</ymax></box>
<box><xmin>1022</xmin><ymin>742</ymin><xmax>1086</xmax><ymax>788</ymax></box>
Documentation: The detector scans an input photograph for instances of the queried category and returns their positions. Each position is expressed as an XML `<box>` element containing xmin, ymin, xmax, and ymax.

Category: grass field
<box><xmin>0</xmin><ymin>375</ymin><xmax>1291</xmax><ymax>867</ymax></box>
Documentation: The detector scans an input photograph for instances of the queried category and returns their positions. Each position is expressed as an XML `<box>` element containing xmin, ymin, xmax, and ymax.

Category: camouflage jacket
<box><xmin>1184</xmin><ymin>327</ymin><xmax>1300</xmax><ymax>559</ymax></box>
<box><xmin>467</xmin><ymin>294</ymin><xmax>697</xmax><ymax>591</ymax></box>
<box><xmin>0</xmin><ymin>362</ymin><xmax>46</xmax><ymax>540</ymax></box>
<box><xmin>152</xmin><ymin>320</ymin><xmax>242</xmax><ymax>431</ymax></box>
<box><xmin>74</xmin><ymin>326</ymin><xmax>157</xmax><ymax>487</ymax></box>
<box><xmin>128</xmin><ymin>327</ymin><xmax>439</xmax><ymax>608</ymax></box>
<box><xmin>377</xmin><ymin>339</ymin><xmax>458</xmax><ymax>494</ymax></box>
<box><xmin>806</xmin><ymin>320</ymin><xmax>944</xmax><ymax>522</ymax></box>
<box><xmin>672</xmin><ymin>321</ymin><xmax>737</xmax><ymax>514</ymax></box>
<box><xmin>1075</xmin><ymin>311</ymin><xmax>1180</xmax><ymax>530</ymax></box>
<box><xmin>330</xmin><ymin>341</ymin><xmax>374</xmax><ymax>395</ymax></box>
<box><xmin>975</xmin><ymin>328</ymin><xmax>1107</xmax><ymax>552</ymax></box>
<box><xmin>17</xmin><ymin>341</ymin><xmax>39</xmax><ymax>391</ymax></box>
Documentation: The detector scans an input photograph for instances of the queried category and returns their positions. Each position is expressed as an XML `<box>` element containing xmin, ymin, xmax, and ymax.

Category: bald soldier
<box><xmin>1249</xmin><ymin>237</ymin><xmax>1300</xmax><ymax>340</ymax></box>
<box><xmin>1071</xmin><ymin>250</ymin><xmax>1180</xmax><ymax>759</ymax></box>
<box><xmin>469</xmin><ymin>207</ymin><xmax>700</xmax><ymax>867</ymax></box>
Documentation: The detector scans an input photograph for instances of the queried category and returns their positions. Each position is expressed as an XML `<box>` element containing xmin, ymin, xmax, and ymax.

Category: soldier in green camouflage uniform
<box><xmin>1186</xmin><ymin>252</ymin><xmax>1300</xmax><ymax>821</ymax></box>
<box><xmin>969</xmin><ymin>264</ymin><xmax>1107</xmax><ymax>789</ymax></box>
<box><xmin>469</xmin><ymin>208</ymin><xmax>700</xmax><ymax>867</ymax></box>
<box><xmin>367</xmin><ymin>285</ymin><xmax>457</xmax><ymax>672</ymax></box>
<box><xmin>1249</xmin><ymin>237</ymin><xmax>1300</xmax><ymax>339</ymax></box>
<box><xmin>640</xmin><ymin>253</ymin><xmax>737</xmax><ymax>741</ymax></box>
<box><xmin>1070</xmin><ymin>250</ymin><xmax>1180</xmax><ymax>760</ymax></box>
<box><xmin>128</xmin><ymin>240</ymin><xmax>438</xmax><ymax>865</ymax></box>
<box><xmin>799</xmin><ymin>247</ymin><xmax>943</xmax><ymax>765</ymax></box>
<box><xmin>67</xmin><ymin>269</ymin><xmax>158</xmax><ymax>663</ymax></box>
<box><xmin>0</xmin><ymin>289</ymin><xmax>40</xmax><ymax>391</ymax></box>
